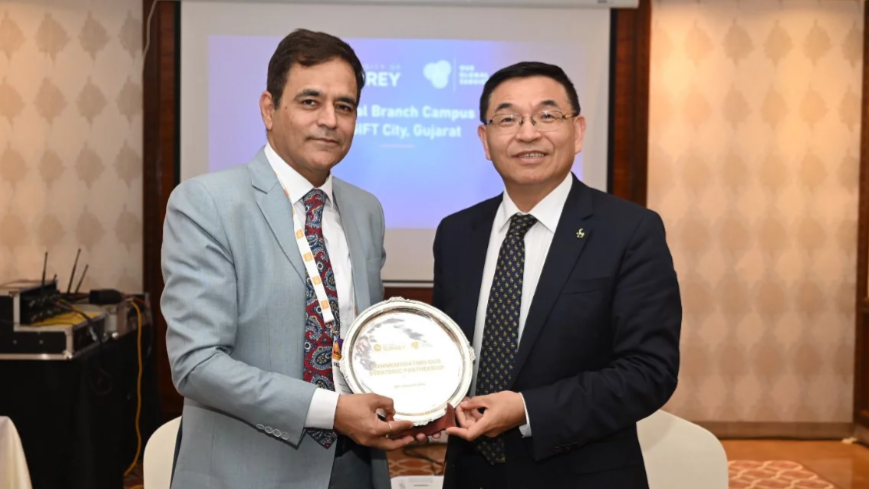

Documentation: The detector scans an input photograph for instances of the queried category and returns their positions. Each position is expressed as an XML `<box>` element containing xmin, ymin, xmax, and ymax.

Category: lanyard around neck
<box><xmin>272</xmin><ymin>171</ymin><xmax>337</xmax><ymax>330</ymax></box>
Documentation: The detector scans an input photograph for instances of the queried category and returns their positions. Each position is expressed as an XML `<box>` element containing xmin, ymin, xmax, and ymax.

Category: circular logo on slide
<box><xmin>424</xmin><ymin>60</ymin><xmax>451</xmax><ymax>89</ymax></box>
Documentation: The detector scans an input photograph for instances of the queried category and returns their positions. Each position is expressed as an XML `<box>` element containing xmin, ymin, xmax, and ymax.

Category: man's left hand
<box><xmin>445</xmin><ymin>391</ymin><xmax>526</xmax><ymax>442</ymax></box>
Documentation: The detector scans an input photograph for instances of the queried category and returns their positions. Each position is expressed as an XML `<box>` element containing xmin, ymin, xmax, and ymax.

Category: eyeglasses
<box><xmin>484</xmin><ymin>110</ymin><xmax>575</xmax><ymax>133</ymax></box>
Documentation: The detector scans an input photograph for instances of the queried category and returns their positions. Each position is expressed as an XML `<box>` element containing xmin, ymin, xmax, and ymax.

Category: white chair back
<box><xmin>143</xmin><ymin>416</ymin><xmax>182</xmax><ymax>489</ymax></box>
<box><xmin>0</xmin><ymin>416</ymin><xmax>33</xmax><ymax>489</ymax></box>
<box><xmin>637</xmin><ymin>410</ymin><xmax>729</xmax><ymax>489</ymax></box>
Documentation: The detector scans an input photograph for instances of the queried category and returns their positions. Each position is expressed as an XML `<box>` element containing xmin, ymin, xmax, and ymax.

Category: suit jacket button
<box><xmin>256</xmin><ymin>424</ymin><xmax>264</xmax><ymax>430</ymax></box>
<box><xmin>265</xmin><ymin>427</ymin><xmax>274</xmax><ymax>434</ymax></box>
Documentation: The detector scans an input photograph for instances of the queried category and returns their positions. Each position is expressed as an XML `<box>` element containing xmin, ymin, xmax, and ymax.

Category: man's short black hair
<box><xmin>267</xmin><ymin>28</ymin><xmax>365</xmax><ymax>107</ymax></box>
<box><xmin>479</xmin><ymin>61</ymin><xmax>580</xmax><ymax>123</ymax></box>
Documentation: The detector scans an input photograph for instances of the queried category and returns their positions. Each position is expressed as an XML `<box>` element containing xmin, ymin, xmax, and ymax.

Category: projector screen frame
<box><xmin>141</xmin><ymin>0</ymin><xmax>651</xmax><ymax>418</ymax></box>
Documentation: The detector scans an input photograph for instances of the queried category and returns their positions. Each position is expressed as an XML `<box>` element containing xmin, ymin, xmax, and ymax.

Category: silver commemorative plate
<box><xmin>340</xmin><ymin>297</ymin><xmax>475</xmax><ymax>426</ymax></box>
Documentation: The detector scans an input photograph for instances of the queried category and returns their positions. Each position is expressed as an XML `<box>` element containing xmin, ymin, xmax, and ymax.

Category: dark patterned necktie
<box><xmin>475</xmin><ymin>213</ymin><xmax>538</xmax><ymax>464</ymax></box>
<box><xmin>301</xmin><ymin>189</ymin><xmax>340</xmax><ymax>448</ymax></box>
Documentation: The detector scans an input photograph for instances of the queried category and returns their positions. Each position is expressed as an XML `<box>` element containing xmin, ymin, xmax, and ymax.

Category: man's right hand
<box><xmin>334</xmin><ymin>394</ymin><xmax>415</xmax><ymax>450</ymax></box>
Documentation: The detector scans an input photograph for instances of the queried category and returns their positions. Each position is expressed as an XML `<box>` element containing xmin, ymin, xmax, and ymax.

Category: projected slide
<box><xmin>208</xmin><ymin>37</ymin><xmax>584</xmax><ymax>229</ymax></box>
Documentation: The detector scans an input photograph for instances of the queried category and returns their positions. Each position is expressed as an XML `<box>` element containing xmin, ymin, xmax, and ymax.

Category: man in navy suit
<box><xmin>432</xmin><ymin>61</ymin><xmax>682</xmax><ymax>489</ymax></box>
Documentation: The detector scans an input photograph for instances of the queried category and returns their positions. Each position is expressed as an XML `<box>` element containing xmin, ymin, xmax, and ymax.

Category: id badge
<box><xmin>332</xmin><ymin>338</ymin><xmax>352</xmax><ymax>395</ymax></box>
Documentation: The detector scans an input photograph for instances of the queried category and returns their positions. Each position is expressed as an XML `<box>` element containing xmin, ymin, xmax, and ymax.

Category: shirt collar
<box><xmin>264</xmin><ymin>141</ymin><xmax>334</xmax><ymax>207</ymax></box>
<box><xmin>495</xmin><ymin>173</ymin><xmax>573</xmax><ymax>233</ymax></box>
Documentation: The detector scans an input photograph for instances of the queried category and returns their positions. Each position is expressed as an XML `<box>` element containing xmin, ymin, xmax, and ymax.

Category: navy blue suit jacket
<box><xmin>433</xmin><ymin>175</ymin><xmax>682</xmax><ymax>488</ymax></box>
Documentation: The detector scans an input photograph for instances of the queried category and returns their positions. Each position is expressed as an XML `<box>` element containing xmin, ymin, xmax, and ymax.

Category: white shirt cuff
<box><xmin>305</xmin><ymin>389</ymin><xmax>340</xmax><ymax>430</ymax></box>
<box><xmin>518</xmin><ymin>393</ymin><xmax>532</xmax><ymax>437</ymax></box>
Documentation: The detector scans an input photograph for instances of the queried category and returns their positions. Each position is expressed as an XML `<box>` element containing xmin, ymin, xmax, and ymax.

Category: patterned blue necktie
<box><xmin>302</xmin><ymin>189</ymin><xmax>340</xmax><ymax>448</ymax></box>
<box><xmin>475</xmin><ymin>213</ymin><xmax>538</xmax><ymax>464</ymax></box>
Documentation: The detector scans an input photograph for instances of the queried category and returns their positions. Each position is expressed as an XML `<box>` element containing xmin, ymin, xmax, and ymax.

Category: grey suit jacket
<box><xmin>161</xmin><ymin>149</ymin><xmax>390</xmax><ymax>489</ymax></box>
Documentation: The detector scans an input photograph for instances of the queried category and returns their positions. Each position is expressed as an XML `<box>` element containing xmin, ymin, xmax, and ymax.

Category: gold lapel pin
<box><xmin>576</xmin><ymin>228</ymin><xmax>585</xmax><ymax>239</ymax></box>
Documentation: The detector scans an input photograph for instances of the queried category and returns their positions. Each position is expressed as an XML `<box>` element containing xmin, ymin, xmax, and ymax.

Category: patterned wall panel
<box><xmin>0</xmin><ymin>0</ymin><xmax>142</xmax><ymax>292</ymax></box>
<box><xmin>650</xmin><ymin>0</ymin><xmax>862</xmax><ymax>423</ymax></box>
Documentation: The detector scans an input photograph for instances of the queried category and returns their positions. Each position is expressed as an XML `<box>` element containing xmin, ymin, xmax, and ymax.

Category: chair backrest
<box><xmin>0</xmin><ymin>416</ymin><xmax>33</xmax><ymax>489</ymax></box>
<box><xmin>637</xmin><ymin>410</ymin><xmax>729</xmax><ymax>489</ymax></box>
<box><xmin>144</xmin><ymin>417</ymin><xmax>182</xmax><ymax>489</ymax></box>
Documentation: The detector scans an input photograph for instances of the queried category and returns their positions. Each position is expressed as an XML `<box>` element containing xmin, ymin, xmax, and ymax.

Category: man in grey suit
<box><xmin>161</xmin><ymin>29</ymin><xmax>416</xmax><ymax>489</ymax></box>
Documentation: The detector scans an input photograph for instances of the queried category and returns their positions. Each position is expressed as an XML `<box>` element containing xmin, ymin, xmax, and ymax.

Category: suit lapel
<box><xmin>333</xmin><ymin>180</ymin><xmax>371</xmax><ymax>310</ymax></box>
<box><xmin>457</xmin><ymin>197</ymin><xmax>501</xmax><ymax>342</ymax></box>
<box><xmin>510</xmin><ymin>177</ymin><xmax>594</xmax><ymax>384</ymax></box>
<box><xmin>249</xmin><ymin>151</ymin><xmax>305</xmax><ymax>284</ymax></box>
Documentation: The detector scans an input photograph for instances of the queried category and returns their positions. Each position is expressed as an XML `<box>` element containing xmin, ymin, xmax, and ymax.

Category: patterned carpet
<box><xmin>123</xmin><ymin>463</ymin><xmax>143</xmax><ymax>488</ymax></box>
<box><xmin>729</xmin><ymin>460</ymin><xmax>837</xmax><ymax>488</ymax></box>
<box><xmin>388</xmin><ymin>445</ymin><xmax>447</xmax><ymax>477</ymax></box>
<box><xmin>124</xmin><ymin>450</ymin><xmax>840</xmax><ymax>488</ymax></box>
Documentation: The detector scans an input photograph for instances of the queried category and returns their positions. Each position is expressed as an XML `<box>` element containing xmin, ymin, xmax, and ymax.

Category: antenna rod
<box><xmin>41</xmin><ymin>251</ymin><xmax>47</xmax><ymax>287</ymax></box>
<box><xmin>67</xmin><ymin>249</ymin><xmax>80</xmax><ymax>295</ymax></box>
<box><xmin>74</xmin><ymin>264</ymin><xmax>89</xmax><ymax>294</ymax></box>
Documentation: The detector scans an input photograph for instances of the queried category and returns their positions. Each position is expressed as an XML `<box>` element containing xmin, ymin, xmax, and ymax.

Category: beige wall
<box><xmin>650</xmin><ymin>0</ymin><xmax>862</xmax><ymax>423</ymax></box>
<box><xmin>0</xmin><ymin>0</ymin><xmax>142</xmax><ymax>292</ymax></box>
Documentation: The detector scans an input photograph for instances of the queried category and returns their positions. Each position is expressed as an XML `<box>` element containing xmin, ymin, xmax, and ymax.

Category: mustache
<box><xmin>307</xmin><ymin>131</ymin><xmax>341</xmax><ymax>141</ymax></box>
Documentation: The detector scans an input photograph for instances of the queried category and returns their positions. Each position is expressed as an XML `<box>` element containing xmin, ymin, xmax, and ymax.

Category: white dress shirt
<box><xmin>471</xmin><ymin>173</ymin><xmax>573</xmax><ymax>437</ymax></box>
<box><xmin>265</xmin><ymin>142</ymin><xmax>354</xmax><ymax>430</ymax></box>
